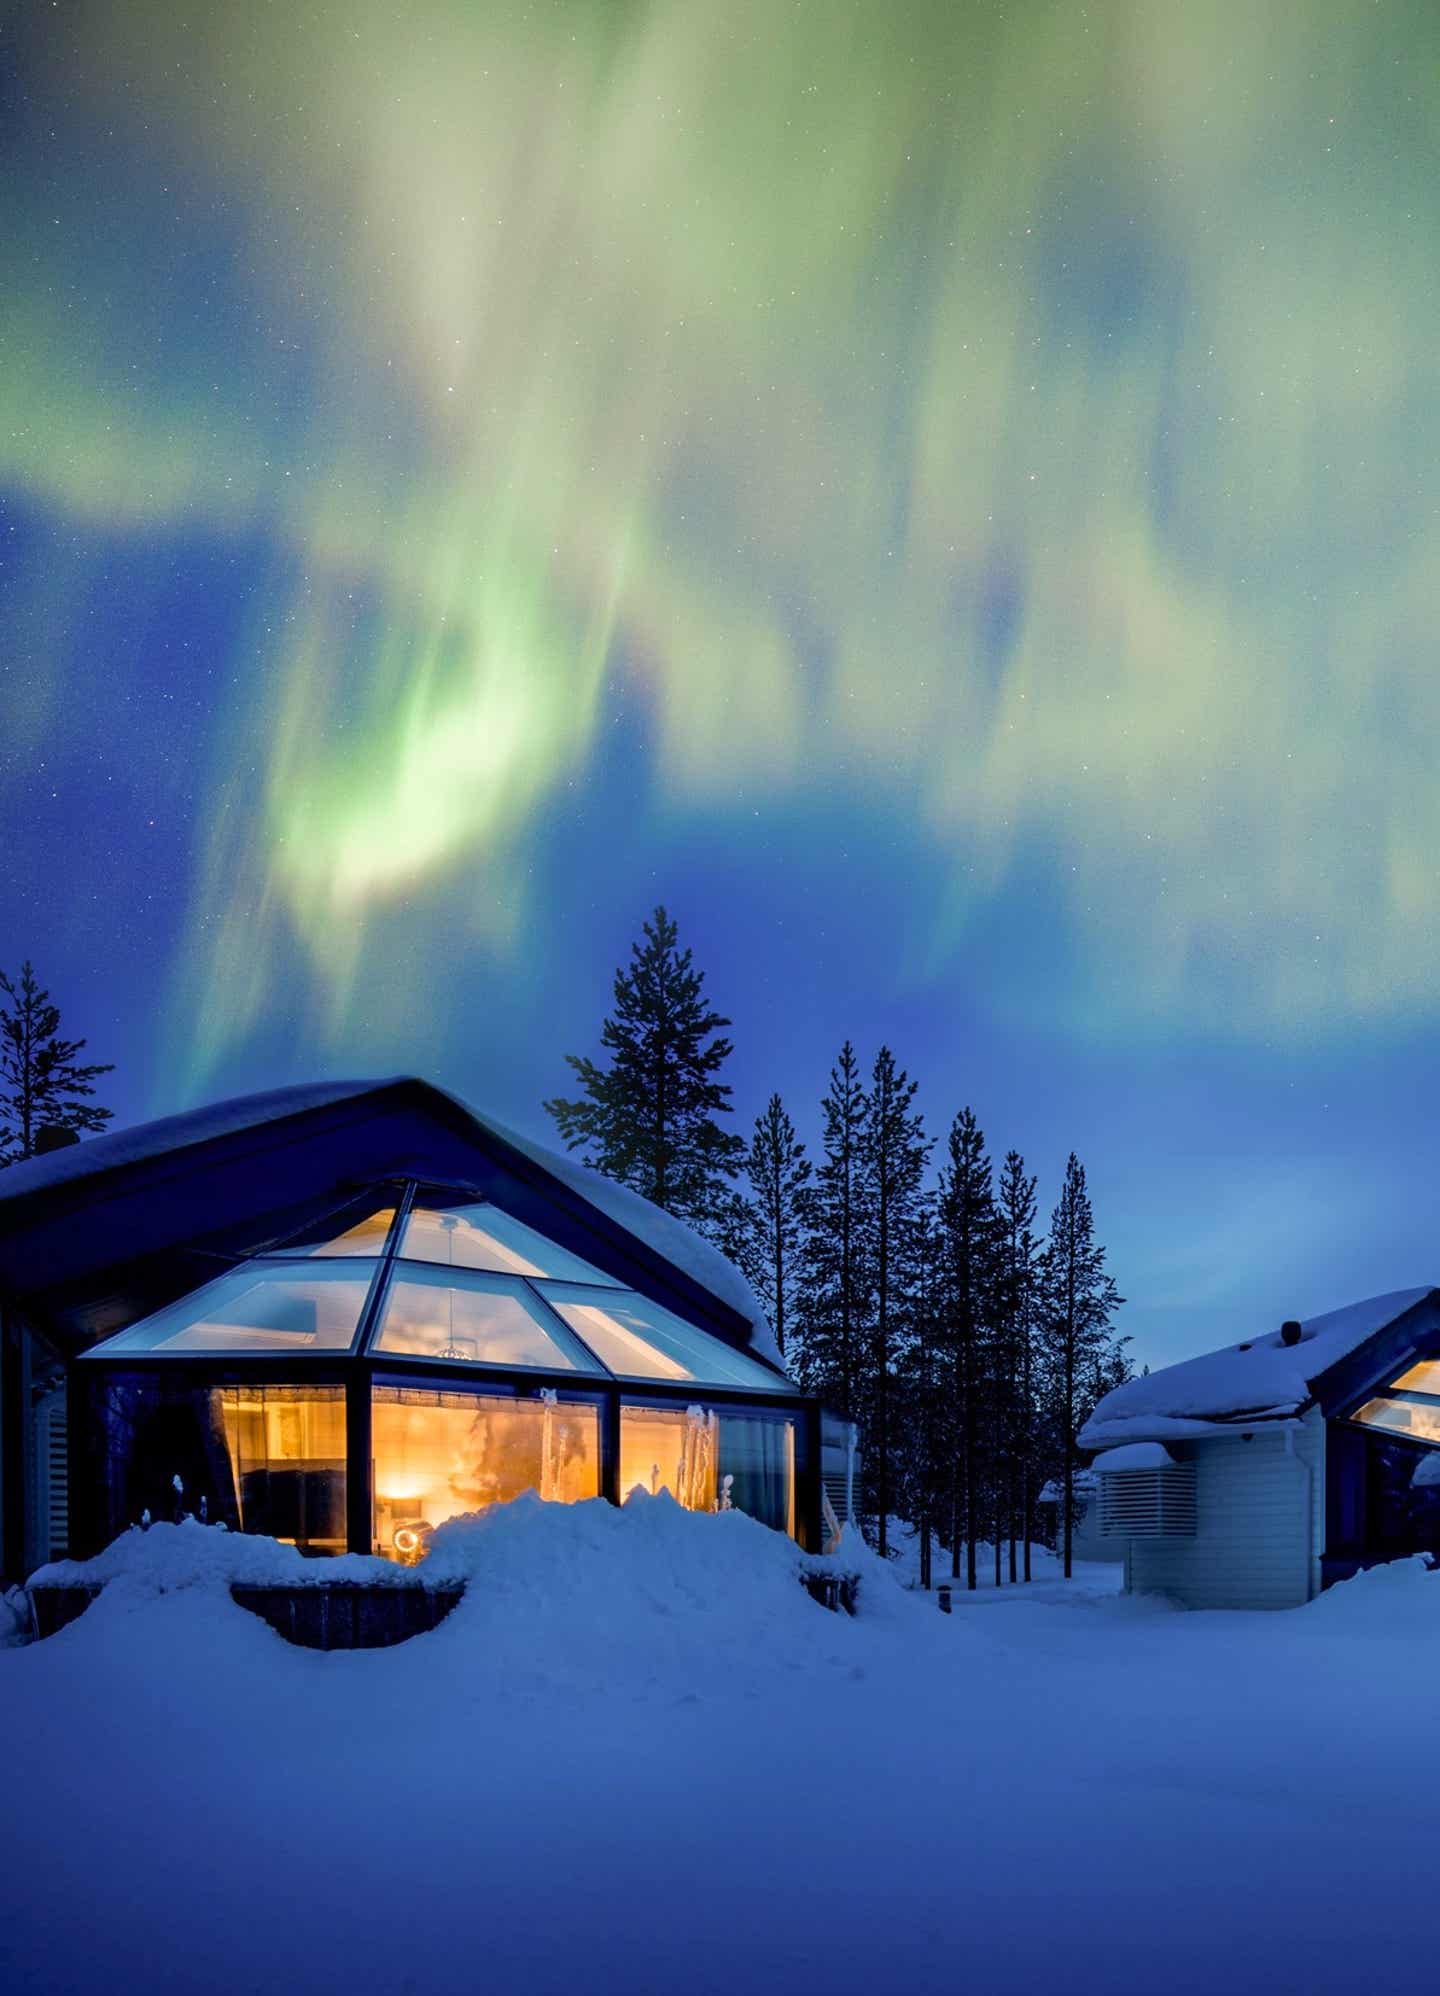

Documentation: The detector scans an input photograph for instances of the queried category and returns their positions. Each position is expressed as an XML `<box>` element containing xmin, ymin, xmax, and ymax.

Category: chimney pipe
<box><xmin>1280</xmin><ymin>1319</ymin><xmax>1303</xmax><ymax>1347</ymax></box>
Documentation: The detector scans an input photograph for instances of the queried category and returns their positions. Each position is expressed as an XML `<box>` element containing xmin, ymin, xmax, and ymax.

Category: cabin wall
<box><xmin>1126</xmin><ymin>1413</ymin><xmax>1324</xmax><ymax>1610</ymax></box>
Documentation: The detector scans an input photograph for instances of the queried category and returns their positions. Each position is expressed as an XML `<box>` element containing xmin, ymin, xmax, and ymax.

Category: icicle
<box><xmin>539</xmin><ymin>1388</ymin><xmax>558</xmax><ymax>1502</ymax></box>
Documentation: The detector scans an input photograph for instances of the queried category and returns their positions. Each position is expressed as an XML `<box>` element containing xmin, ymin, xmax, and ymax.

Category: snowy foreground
<box><xmin>0</xmin><ymin>1500</ymin><xmax>1433</xmax><ymax>1996</ymax></box>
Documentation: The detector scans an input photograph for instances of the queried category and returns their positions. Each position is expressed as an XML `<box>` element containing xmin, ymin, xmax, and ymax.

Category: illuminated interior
<box><xmin>217</xmin><ymin>1385</ymin><xmax>347</xmax><ymax>1550</ymax></box>
<box><xmin>619</xmin><ymin>1406</ymin><xmax>719</xmax><ymax>1507</ymax></box>
<box><xmin>372</xmin><ymin>1385</ymin><xmax>599</xmax><ymax>1559</ymax></box>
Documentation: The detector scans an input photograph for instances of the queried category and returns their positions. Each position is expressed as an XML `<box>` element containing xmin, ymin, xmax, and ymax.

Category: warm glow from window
<box><xmin>619</xmin><ymin>1406</ymin><xmax>718</xmax><ymax>1508</ymax></box>
<box><xmin>372</xmin><ymin>1387</ymin><xmax>600</xmax><ymax>1560</ymax></box>
<box><xmin>215</xmin><ymin>1386</ymin><xmax>347</xmax><ymax>1552</ymax></box>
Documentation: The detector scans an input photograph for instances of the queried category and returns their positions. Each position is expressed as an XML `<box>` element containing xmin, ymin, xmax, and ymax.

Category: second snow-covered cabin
<box><xmin>1079</xmin><ymin>1287</ymin><xmax>1440</xmax><ymax>1609</ymax></box>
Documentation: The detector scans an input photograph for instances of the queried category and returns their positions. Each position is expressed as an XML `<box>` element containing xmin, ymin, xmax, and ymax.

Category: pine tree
<box><xmin>1041</xmin><ymin>1153</ymin><xmax>1124</xmax><ymax>1579</ymax></box>
<box><xmin>545</xmin><ymin>907</ymin><xmax>744</xmax><ymax>1233</ymax></box>
<box><xmin>863</xmin><ymin>1047</ymin><xmax>929</xmax><ymax>1559</ymax></box>
<box><xmin>936</xmin><ymin>1107</ymin><xmax>998</xmax><ymax>1588</ymax></box>
<box><xmin>896</xmin><ymin>1196</ymin><xmax>946</xmax><ymax>1589</ymax></box>
<box><xmin>794</xmin><ymin>1043</ymin><xmax>871</xmax><ymax>1420</ymax></box>
<box><xmin>740</xmin><ymin>1093</ymin><xmax>811</xmax><ymax>1359</ymax></box>
<box><xmin>994</xmin><ymin>1149</ymin><xmax>1041</xmax><ymax>1582</ymax></box>
<box><xmin>0</xmin><ymin>962</ymin><xmax>114</xmax><ymax>1167</ymax></box>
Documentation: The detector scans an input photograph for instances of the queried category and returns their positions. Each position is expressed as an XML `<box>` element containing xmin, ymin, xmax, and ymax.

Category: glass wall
<box><xmin>372</xmin><ymin>1384</ymin><xmax>600</xmax><ymax>1560</ymax></box>
<box><xmin>619</xmin><ymin>1403</ymin><xmax>796</xmax><ymax>1535</ymax></box>
<box><xmin>76</xmin><ymin>1375</ymin><xmax>346</xmax><ymax>1552</ymax></box>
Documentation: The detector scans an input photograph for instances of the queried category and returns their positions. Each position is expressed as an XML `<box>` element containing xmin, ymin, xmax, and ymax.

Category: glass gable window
<box><xmin>400</xmin><ymin>1200</ymin><xmax>621</xmax><ymax>1285</ymax></box>
<box><xmin>84</xmin><ymin>1262</ymin><xmax>374</xmax><ymax>1356</ymax></box>
<box><xmin>371</xmin><ymin>1267</ymin><xmax>592</xmax><ymax>1371</ymax></box>
<box><xmin>372</xmin><ymin>1385</ymin><xmax>600</xmax><ymax>1560</ymax></box>
<box><xmin>543</xmin><ymin>1287</ymin><xmax>794</xmax><ymax>1391</ymax></box>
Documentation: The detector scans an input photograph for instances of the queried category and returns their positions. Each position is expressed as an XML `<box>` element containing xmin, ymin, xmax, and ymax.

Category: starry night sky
<box><xmin>3</xmin><ymin>0</ymin><xmax>1440</xmax><ymax>1370</ymax></box>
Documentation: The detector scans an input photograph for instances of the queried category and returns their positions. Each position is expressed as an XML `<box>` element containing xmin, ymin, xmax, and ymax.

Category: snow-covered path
<box><xmin>0</xmin><ymin>1505</ymin><xmax>1428</xmax><ymax>1995</ymax></box>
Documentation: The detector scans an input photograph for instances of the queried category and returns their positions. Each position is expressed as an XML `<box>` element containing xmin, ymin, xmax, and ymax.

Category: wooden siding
<box><xmin>1127</xmin><ymin>1414</ymin><xmax>1324</xmax><ymax>1610</ymax></box>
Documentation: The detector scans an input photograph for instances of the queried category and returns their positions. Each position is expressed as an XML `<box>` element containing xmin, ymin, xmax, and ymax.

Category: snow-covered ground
<box><xmin>0</xmin><ymin>1498</ymin><xmax>1433</xmax><ymax>1995</ymax></box>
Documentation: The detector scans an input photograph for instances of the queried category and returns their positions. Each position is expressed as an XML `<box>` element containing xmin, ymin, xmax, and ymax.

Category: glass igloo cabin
<box><xmin>0</xmin><ymin>1080</ymin><xmax>819</xmax><ymax>1572</ymax></box>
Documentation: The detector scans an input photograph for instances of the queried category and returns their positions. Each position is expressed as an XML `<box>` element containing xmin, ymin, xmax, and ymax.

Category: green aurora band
<box><xmin>5</xmin><ymin>0</ymin><xmax>1440</xmax><ymax>1083</ymax></box>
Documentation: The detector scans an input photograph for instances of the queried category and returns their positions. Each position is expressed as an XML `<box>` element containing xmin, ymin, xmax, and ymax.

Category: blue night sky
<box><xmin>3</xmin><ymin>0</ymin><xmax>1439</xmax><ymax>1371</ymax></box>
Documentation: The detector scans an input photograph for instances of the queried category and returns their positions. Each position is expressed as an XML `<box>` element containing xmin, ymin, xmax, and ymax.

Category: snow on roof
<box><xmin>1080</xmin><ymin>1287</ymin><xmax>1437</xmax><ymax>1449</ymax></box>
<box><xmin>1091</xmin><ymin>1442</ymin><xmax>1176</xmax><ymax>1472</ymax></box>
<box><xmin>0</xmin><ymin>1075</ymin><xmax>782</xmax><ymax>1369</ymax></box>
<box><xmin>0</xmin><ymin>1079</ymin><xmax>379</xmax><ymax>1202</ymax></box>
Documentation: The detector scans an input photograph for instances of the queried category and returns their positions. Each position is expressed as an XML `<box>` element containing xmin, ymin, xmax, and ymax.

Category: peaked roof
<box><xmin>0</xmin><ymin>1077</ymin><xmax>781</xmax><ymax>1368</ymax></box>
<box><xmin>1080</xmin><ymin>1287</ymin><xmax>1440</xmax><ymax>1449</ymax></box>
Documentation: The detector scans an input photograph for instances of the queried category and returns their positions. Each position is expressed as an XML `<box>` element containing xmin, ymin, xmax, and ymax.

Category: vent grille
<box><xmin>31</xmin><ymin>1389</ymin><xmax>69</xmax><ymax>1560</ymax></box>
<box><xmin>1097</xmin><ymin>1464</ymin><xmax>1196</xmax><ymax>1539</ymax></box>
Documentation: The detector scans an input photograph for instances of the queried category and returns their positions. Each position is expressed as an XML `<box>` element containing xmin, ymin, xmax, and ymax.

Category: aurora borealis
<box><xmin>4</xmin><ymin>0</ymin><xmax>1440</xmax><ymax>1364</ymax></box>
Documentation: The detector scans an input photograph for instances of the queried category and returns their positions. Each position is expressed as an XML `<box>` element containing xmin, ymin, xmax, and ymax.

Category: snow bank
<box><xmin>1081</xmin><ymin>1286</ymin><xmax>1436</xmax><ymax>1445</ymax></box>
<box><xmin>30</xmin><ymin>1520</ymin><xmax>413</xmax><ymax>1598</ymax></box>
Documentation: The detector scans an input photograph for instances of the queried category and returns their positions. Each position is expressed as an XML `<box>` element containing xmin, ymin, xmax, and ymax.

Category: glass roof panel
<box><xmin>1390</xmin><ymin>1359</ymin><xmax>1440</xmax><ymax>1397</ymax></box>
<box><xmin>273</xmin><ymin>1206</ymin><xmax>398</xmax><ymax>1257</ymax></box>
<box><xmin>542</xmin><ymin>1287</ymin><xmax>795</xmax><ymax>1392</ymax></box>
<box><xmin>400</xmin><ymin>1201</ymin><xmax>621</xmax><ymax>1284</ymax></box>
<box><xmin>1352</xmin><ymin>1395</ymin><xmax>1440</xmax><ymax>1445</ymax></box>
<box><xmin>83</xmin><ymin>1262</ymin><xmax>374</xmax><ymax>1357</ymax></box>
<box><xmin>372</xmin><ymin>1266</ymin><xmax>593</xmax><ymax>1372</ymax></box>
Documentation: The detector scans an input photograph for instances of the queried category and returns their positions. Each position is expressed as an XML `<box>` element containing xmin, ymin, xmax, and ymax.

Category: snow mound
<box><xmin>29</xmin><ymin>1495</ymin><xmax>897</xmax><ymax>1667</ymax></box>
<box><xmin>1081</xmin><ymin>1286</ymin><xmax>1437</xmax><ymax>1445</ymax></box>
<box><xmin>1303</xmin><ymin>1555</ymin><xmax>1440</xmax><ymax>1636</ymax></box>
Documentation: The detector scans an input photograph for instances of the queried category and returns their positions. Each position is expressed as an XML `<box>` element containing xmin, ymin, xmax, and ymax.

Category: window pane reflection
<box><xmin>373</xmin><ymin>1386</ymin><xmax>600</xmax><ymax>1560</ymax></box>
<box><xmin>401</xmin><ymin>1203</ymin><xmax>620</xmax><ymax>1284</ymax></box>
<box><xmin>547</xmin><ymin>1288</ymin><xmax>793</xmax><ymax>1390</ymax></box>
<box><xmin>84</xmin><ymin>1263</ymin><xmax>372</xmax><ymax>1355</ymax></box>
<box><xmin>373</xmin><ymin>1269</ymin><xmax>587</xmax><ymax>1370</ymax></box>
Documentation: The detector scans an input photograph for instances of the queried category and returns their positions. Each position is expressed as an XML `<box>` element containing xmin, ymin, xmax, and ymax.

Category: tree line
<box><xmin>548</xmin><ymin>906</ymin><xmax>1130</xmax><ymax>1581</ymax></box>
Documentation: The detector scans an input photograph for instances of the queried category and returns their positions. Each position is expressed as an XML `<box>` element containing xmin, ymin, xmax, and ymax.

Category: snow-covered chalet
<box><xmin>1080</xmin><ymin>1287</ymin><xmax>1440</xmax><ymax>1608</ymax></box>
